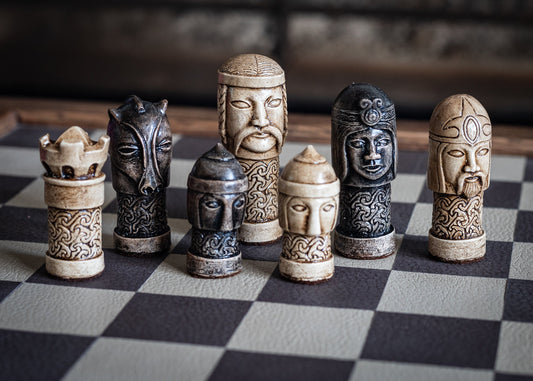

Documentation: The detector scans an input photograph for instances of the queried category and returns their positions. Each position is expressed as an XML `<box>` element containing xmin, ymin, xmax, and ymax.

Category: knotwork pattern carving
<box><xmin>431</xmin><ymin>193</ymin><xmax>483</xmax><ymax>240</ymax></box>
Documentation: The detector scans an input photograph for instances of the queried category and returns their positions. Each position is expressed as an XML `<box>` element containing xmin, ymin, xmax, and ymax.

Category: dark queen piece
<box><xmin>108</xmin><ymin>95</ymin><xmax>172</xmax><ymax>256</ymax></box>
<box><xmin>331</xmin><ymin>83</ymin><xmax>397</xmax><ymax>259</ymax></box>
<box><xmin>187</xmin><ymin>143</ymin><xmax>249</xmax><ymax>278</ymax></box>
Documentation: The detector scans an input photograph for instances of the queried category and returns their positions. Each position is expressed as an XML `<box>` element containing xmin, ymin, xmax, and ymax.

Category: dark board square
<box><xmin>103</xmin><ymin>293</ymin><xmax>251</xmax><ymax>346</ymax></box>
<box><xmin>172</xmin><ymin>136</ymin><xmax>220</xmax><ymax>159</ymax></box>
<box><xmin>0</xmin><ymin>329</ymin><xmax>94</xmax><ymax>381</ymax></box>
<box><xmin>0</xmin><ymin>280</ymin><xmax>20</xmax><ymax>302</ymax></box>
<box><xmin>0</xmin><ymin>124</ymin><xmax>66</xmax><ymax>148</ymax></box>
<box><xmin>524</xmin><ymin>157</ymin><xmax>533</xmax><ymax>182</ymax></box>
<box><xmin>515</xmin><ymin>211</ymin><xmax>533</xmax><ymax>243</ymax></box>
<box><xmin>417</xmin><ymin>187</ymin><xmax>433</xmax><ymax>203</ymax></box>
<box><xmin>0</xmin><ymin>206</ymin><xmax>48</xmax><ymax>243</ymax></box>
<box><xmin>495</xmin><ymin>373</ymin><xmax>533</xmax><ymax>381</ymax></box>
<box><xmin>0</xmin><ymin>175</ymin><xmax>35</xmax><ymax>204</ymax></box>
<box><xmin>241</xmin><ymin>240</ymin><xmax>282</xmax><ymax>262</ymax></box>
<box><xmin>27</xmin><ymin>249</ymin><xmax>167</xmax><ymax>292</ymax></box>
<box><xmin>398</xmin><ymin>151</ymin><xmax>429</xmax><ymax>174</ymax></box>
<box><xmin>209</xmin><ymin>350</ymin><xmax>354</xmax><ymax>381</ymax></box>
<box><xmin>171</xmin><ymin>229</ymin><xmax>191</xmax><ymax>254</ymax></box>
<box><xmin>166</xmin><ymin>188</ymin><xmax>187</xmax><ymax>219</ymax></box>
<box><xmin>391</xmin><ymin>202</ymin><xmax>415</xmax><ymax>235</ymax></box>
<box><xmin>503</xmin><ymin>279</ymin><xmax>533</xmax><ymax>323</ymax></box>
<box><xmin>393</xmin><ymin>235</ymin><xmax>512</xmax><ymax>278</ymax></box>
<box><xmin>361</xmin><ymin>312</ymin><xmax>500</xmax><ymax>368</ymax></box>
<box><xmin>258</xmin><ymin>266</ymin><xmax>389</xmax><ymax>310</ymax></box>
<box><xmin>484</xmin><ymin>181</ymin><xmax>522</xmax><ymax>209</ymax></box>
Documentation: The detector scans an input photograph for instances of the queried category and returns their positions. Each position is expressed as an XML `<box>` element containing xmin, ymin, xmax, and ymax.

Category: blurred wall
<box><xmin>1</xmin><ymin>1</ymin><xmax>532</xmax><ymax>123</ymax></box>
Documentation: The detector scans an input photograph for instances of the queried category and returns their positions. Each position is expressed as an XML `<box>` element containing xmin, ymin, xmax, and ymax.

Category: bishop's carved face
<box><xmin>441</xmin><ymin>141</ymin><xmax>491</xmax><ymax>198</ymax></box>
<box><xmin>188</xmin><ymin>190</ymin><xmax>246</xmax><ymax>231</ymax></box>
<box><xmin>224</xmin><ymin>86</ymin><xmax>285</xmax><ymax>159</ymax></box>
<box><xmin>346</xmin><ymin>128</ymin><xmax>393</xmax><ymax>182</ymax></box>
<box><xmin>108</xmin><ymin>99</ymin><xmax>172</xmax><ymax>196</ymax></box>
<box><xmin>280</xmin><ymin>195</ymin><xmax>338</xmax><ymax>236</ymax></box>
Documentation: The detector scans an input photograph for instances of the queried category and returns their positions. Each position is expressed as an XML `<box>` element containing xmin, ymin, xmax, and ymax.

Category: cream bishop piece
<box><xmin>428</xmin><ymin>94</ymin><xmax>492</xmax><ymax>262</ymax></box>
<box><xmin>218</xmin><ymin>53</ymin><xmax>288</xmax><ymax>243</ymax></box>
<box><xmin>279</xmin><ymin>146</ymin><xmax>340</xmax><ymax>283</ymax></box>
<box><xmin>40</xmin><ymin>126</ymin><xmax>109</xmax><ymax>279</ymax></box>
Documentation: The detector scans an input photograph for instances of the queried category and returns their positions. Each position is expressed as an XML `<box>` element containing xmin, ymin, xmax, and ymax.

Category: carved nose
<box><xmin>306</xmin><ymin>210</ymin><xmax>322</xmax><ymax>236</ymax></box>
<box><xmin>364</xmin><ymin>143</ymin><xmax>381</xmax><ymax>161</ymax></box>
<box><xmin>139</xmin><ymin>165</ymin><xmax>160</xmax><ymax>196</ymax></box>
<box><xmin>251</xmin><ymin>105</ymin><xmax>269</xmax><ymax>129</ymax></box>
<box><xmin>464</xmin><ymin>151</ymin><xmax>480</xmax><ymax>174</ymax></box>
<box><xmin>219</xmin><ymin>205</ymin><xmax>234</xmax><ymax>231</ymax></box>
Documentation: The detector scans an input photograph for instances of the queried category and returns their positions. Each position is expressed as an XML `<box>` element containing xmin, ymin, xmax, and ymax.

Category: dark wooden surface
<box><xmin>1</xmin><ymin>97</ymin><xmax>532</xmax><ymax>156</ymax></box>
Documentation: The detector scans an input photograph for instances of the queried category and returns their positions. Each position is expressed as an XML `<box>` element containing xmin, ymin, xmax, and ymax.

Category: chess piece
<box><xmin>187</xmin><ymin>143</ymin><xmax>248</xmax><ymax>278</ymax></box>
<box><xmin>39</xmin><ymin>126</ymin><xmax>109</xmax><ymax>279</ymax></box>
<box><xmin>217</xmin><ymin>53</ymin><xmax>287</xmax><ymax>244</ymax></box>
<box><xmin>108</xmin><ymin>95</ymin><xmax>172</xmax><ymax>256</ymax></box>
<box><xmin>331</xmin><ymin>83</ymin><xmax>397</xmax><ymax>259</ymax></box>
<box><xmin>428</xmin><ymin>94</ymin><xmax>492</xmax><ymax>262</ymax></box>
<box><xmin>279</xmin><ymin>146</ymin><xmax>340</xmax><ymax>283</ymax></box>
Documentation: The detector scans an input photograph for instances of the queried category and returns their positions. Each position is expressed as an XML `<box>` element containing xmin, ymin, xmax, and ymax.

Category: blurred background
<box><xmin>1</xmin><ymin>0</ymin><xmax>532</xmax><ymax>124</ymax></box>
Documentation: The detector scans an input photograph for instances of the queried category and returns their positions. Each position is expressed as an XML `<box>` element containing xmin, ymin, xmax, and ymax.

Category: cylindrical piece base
<box><xmin>279</xmin><ymin>256</ymin><xmax>334</xmax><ymax>284</ymax></box>
<box><xmin>46</xmin><ymin>253</ymin><xmax>104</xmax><ymax>280</ymax></box>
<box><xmin>186</xmin><ymin>252</ymin><xmax>242</xmax><ymax>278</ymax></box>
<box><xmin>114</xmin><ymin>230</ymin><xmax>171</xmax><ymax>256</ymax></box>
<box><xmin>238</xmin><ymin>220</ymin><xmax>282</xmax><ymax>244</ymax></box>
<box><xmin>428</xmin><ymin>231</ymin><xmax>486</xmax><ymax>263</ymax></box>
<box><xmin>333</xmin><ymin>229</ymin><xmax>396</xmax><ymax>259</ymax></box>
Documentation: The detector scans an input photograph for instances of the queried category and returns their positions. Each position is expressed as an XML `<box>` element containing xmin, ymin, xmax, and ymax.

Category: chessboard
<box><xmin>0</xmin><ymin>123</ymin><xmax>532</xmax><ymax>381</ymax></box>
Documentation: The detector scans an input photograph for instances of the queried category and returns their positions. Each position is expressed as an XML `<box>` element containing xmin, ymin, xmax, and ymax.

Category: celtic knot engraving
<box><xmin>431</xmin><ymin>193</ymin><xmax>483</xmax><ymax>240</ymax></box>
<box><xmin>190</xmin><ymin>229</ymin><xmax>239</xmax><ymax>259</ymax></box>
<box><xmin>239</xmin><ymin>157</ymin><xmax>279</xmax><ymax>223</ymax></box>
<box><xmin>116</xmin><ymin>191</ymin><xmax>168</xmax><ymax>238</ymax></box>
<box><xmin>282</xmin><ymin>232</ymin><xmax>331</xmax><ymax>262</ymax></box>
<box><xmin>48</xmin><ymin>207</ymin><xmax>101</xmax><ymax>260</ymax></box>
<box><xmin>338</xmin><ymin>184</ymin><xmax>391</xmax><ymax>238</ymax></box>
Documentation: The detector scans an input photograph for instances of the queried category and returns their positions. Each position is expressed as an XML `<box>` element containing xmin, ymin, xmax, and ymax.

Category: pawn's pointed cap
<box><xmin>282</xmin><ymin>145</ymin><xmax>337</xmax><ymax>185</ymax></box>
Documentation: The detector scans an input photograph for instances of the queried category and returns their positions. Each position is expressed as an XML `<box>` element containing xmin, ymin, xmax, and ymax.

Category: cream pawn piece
<box><xmin>427</xmin><ymin>94</ymin><xmax>492</xmax><ymax>262</ymax></box>
<box><xmin>39</xmin><ymin>126</ymin><xmax>109</xmax><ymax>279</ymax></box>
<box><xmin>278</xmin><ymin>145</ymin><xmax>340</xmax><ymax>283</ymax></box>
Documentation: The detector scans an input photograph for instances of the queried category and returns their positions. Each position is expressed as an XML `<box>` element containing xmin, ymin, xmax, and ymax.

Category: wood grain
<box><xmin>1</xmin><ymin>97</ymin><xmax>532</xmax><ymax>156</ymax></box>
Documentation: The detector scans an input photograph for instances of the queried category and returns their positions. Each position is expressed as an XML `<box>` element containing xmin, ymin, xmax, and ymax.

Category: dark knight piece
<box><xmin>331</xmin><ymin>83</ymin><xmax>397</xmax><ymax>259</ymax></box>
<box><xmin>187</xmin><ymin>143</ymin><xmax>249</xmax><ymax>278</ymax></box>
<box><xmin>108</xmin><ymin>95</ymin><xmax>172</xmax><ymax>256</ymax></box>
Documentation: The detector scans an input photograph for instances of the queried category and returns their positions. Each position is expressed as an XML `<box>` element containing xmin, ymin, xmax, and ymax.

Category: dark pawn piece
<box><xmin>331</xmin><ymin>83</ymin><xmax>398</xmax><ymax>259</ymax></box>
<box><xmin>108</xmin><ymin>95</ymin><xmax>172</xmax><ymax>256</ymax></box>
<box><xmin>187</xmin><ymin>143</ymin><xmax>249</xmax><ymax>278</ymax></box>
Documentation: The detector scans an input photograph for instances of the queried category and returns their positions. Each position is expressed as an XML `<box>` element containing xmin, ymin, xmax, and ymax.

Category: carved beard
<box><xmin>462</xmin><ymin>179</ymin><xmax>482</xmax><ymax>198</ymax></box>
<box><xmin>233</xmin><ymin>125</ymin><xmax>284</xmax><ymax>155</ymax></box>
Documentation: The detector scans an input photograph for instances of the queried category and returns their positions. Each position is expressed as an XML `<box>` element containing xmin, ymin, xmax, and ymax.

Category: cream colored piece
<box><xmin>40</xmin><ymin>126</ymin><xmax>109</xmax><ymax>279</ymax></box>
<box><xmin>427</xmin><ymin>94</ymin><xmax>492</xmax><ymax>262</ymax></box>
<box><xmin>278</xmin><ymin>146</ymin><xmax>340</xmax><ymax>283</ymax></box>
<box><xmin>218</xmin><ymin>54</ymin><xmax>287</xmax><ymax>243</ymax></box>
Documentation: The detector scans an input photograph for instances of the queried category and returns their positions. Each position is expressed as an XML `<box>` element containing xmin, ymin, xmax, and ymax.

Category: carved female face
<box><xmin>346</xmin><ymin>128</ymin><xmax>393</xmax><ymax>181</ymax></box>
<box><xmin>225</xmin><ymin>86</ymin><xmax>285</xmax><ymax>158</ymax></box>
<box><xmin>189</xmin><ymin>191</ymin><xmax>247</xmax><ymax>231</ymax></box>
<box><xmin>108</xmin><ymin>99</ymin><xmax>172</xmax><ymax>196</ymax></box>
<box><xmin>441</xmin><ymin>141</ymin><xmax>491</xmax><ymax>197</ymax></box>
<box><xmin>281</xmin><ymin>196</ymin><xmax>338</xmax><ymax>236</ymax></box>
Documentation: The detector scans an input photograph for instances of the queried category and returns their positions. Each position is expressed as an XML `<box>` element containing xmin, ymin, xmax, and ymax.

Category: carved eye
<box><xmin>322</xmin><ymin>204</ymin><xmax>335</xmax><ymax>212</ymax></box>
<box><xmin>376</xmin><ymin>138</ymin><xmax>391</xmax><ymax>147</ymax></box>
<box><xmin>157</xmin><ymin>139</ymin><xmax>172</xmax><ymax>153</ymax></box>
<box><xmin>118</xmin><ymin>144</ymin><xmax>139</xmax><ymax>157</ymax></box>
<box><xmin>291</xmin><ymin>204</ymin><xmax>308</xmax><ymax>212</ymax></box>
<box><xmin>234</xmin><ymin>197</ymin><xmax>245</xmax><ymax>208</ymax></box>
<box><xmin>447</xmin><ymin>150</ymin><xmax>464</xmax><ymax>158</ymax></box>
<box><xmin>267</xmin><ymin>98</ymin><xmax>282</xmax><ymax>108</ymax></box>
<box><xmin>477</xmin><ymin>148</ymin><xmax>489</xmax><ymax>156</ymax></box>
<box><xmin>231</xmin><ymin>100</ymin><xmax>251</xmax><ymax>109</ymax></box>
<box><xmin>204</xmin><ymin>200</ymin><xmax>221</xmax><ymax>209</ymax></box>
<box><xmin>348</xmin><ymin>139</ymin><xmax>365</xmax><ymax>149</ymax></box>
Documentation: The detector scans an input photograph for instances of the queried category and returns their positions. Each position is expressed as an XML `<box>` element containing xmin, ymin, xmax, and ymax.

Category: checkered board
<box><xmin>0</xmin><ymin>123</ymin><xmax>532</xmax><ymax>381</ymax></box>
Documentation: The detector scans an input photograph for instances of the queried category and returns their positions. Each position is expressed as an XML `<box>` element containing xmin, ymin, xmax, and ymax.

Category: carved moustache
<box><xmin>233</xmin><ymin>125</ymin><xmax>284</xmax><ymax>154</ymax></box>
<box><xmin>456</xmin><ymin>171</ymin><xmax>486</xmax><ymax>198</ymax></box>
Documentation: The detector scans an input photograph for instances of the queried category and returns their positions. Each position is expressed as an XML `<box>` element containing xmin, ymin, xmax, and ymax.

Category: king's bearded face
<box><xmin>225</xmin><ymin>86</ymin><xmax>285</xmax><ymax>159</ymax></box>
<box><xmin>442</xmin><ymin>141</ymin><xmax>491</xmax><ymax>198</ymax></box>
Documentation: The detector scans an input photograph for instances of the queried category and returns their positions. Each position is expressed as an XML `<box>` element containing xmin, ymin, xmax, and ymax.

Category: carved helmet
<box><xmin>331</xmin><ymin>83</ymin><xmax>397</xmax><ymax>186</ymax></box>
<box><xmin>187</xmin><ymin>143</ymin><xmax>248</xmax><ymax>230</ymax></box>
<box><xmin>428</xmin><ymin>94</ymin><xmax>492</xmax><ymax>193</ymax></box>
<box><xmin>218</xmin><ymin>54</ymin><xmax>285</xmax><ymax>88</ymax></box>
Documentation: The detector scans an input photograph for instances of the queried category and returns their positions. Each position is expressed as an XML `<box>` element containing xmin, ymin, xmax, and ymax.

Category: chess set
<box><xmin>0</xmin><ymin>54</ymin><xmax>532</xmax><ymax>381</ymax></box>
